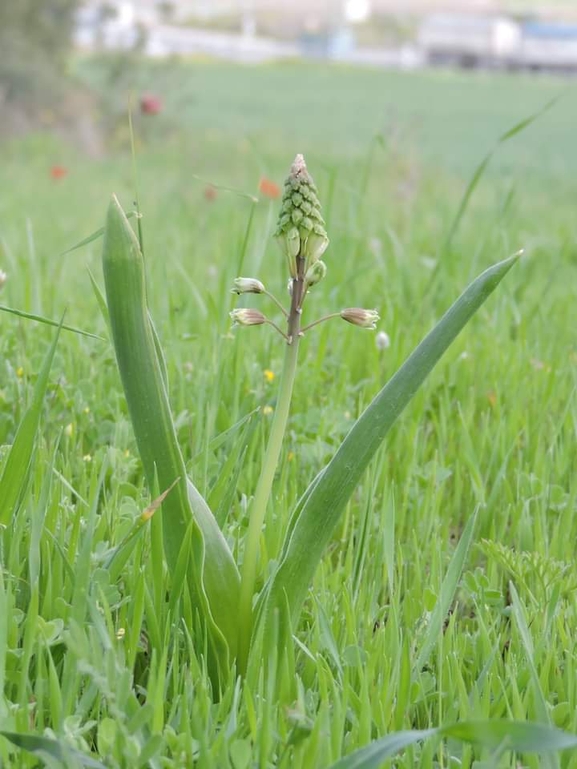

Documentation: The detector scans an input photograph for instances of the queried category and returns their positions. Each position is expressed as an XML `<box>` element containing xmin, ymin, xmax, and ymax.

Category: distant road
<box><xmin>144</xmin><ymin>25</ymin><xmax>423</xmax><ymax>69</ymax></box>
<box><xmin>146</xmin><ymin>25</ymin><xmax>300</xmax><ymax>63</ymax></box>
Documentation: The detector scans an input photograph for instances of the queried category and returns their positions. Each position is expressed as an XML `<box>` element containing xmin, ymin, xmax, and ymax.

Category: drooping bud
<box><xmin>340</xmin><ymin>308</ymin><xmax>380</xmax><ymax>330</ymax></box>
<box><xmin>231</xmin><ymin>277</ymin><xmax>265</xmax><ymax>295</ymax></box>
<box><xmin>275</xmin><ymin>154</ymin><xmax>329</xmax><ymax>276</ymax></box>
<box><xmin>230</xmin><ymin>309</ymin><xmax>267</xmax><ymax>327</ymax></box>
<box><xmin>305</xmin><ymin>259</ymin><xmax>327</xmax><ymax>288</ymax></box>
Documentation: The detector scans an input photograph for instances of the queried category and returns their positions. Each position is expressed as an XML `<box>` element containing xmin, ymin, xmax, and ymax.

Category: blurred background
<box><xmin>2</xmin><ymin>0</ymin><xmax>577</xmax><ymax>156</ymax></box>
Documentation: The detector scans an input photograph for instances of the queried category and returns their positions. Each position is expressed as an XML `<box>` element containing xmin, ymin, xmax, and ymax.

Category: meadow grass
<box><xmin>0</xmin><ymin>60</ymin><xmax>576</xmax><ymax>767</ymax></box>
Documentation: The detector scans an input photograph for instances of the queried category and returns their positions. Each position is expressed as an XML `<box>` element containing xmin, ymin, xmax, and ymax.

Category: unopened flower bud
<box><xmin>275</xmin><ymin>226</ymin><xmax>300</xmax><ymax>278</ymax></box>
<box><xmin>0</xmin><ymin>269</ymin><xmax>6</xmax><ymax>289</ymax></box>
<box><xmin>231</xmin><ymin>277</ymin><xmax>265</xmax><ymax>295</ymax></box>
<box><xmin>376</xmin><ymin>330</ymin><xmax>391</xmax><ymax>350</ymax></box>
<box><xmin>275</xmin><ymin>154</ymin><xmax>328</xmax><ymax>276</ymax></box>
<box><xmin>305</xmin><ymin>229</ymin><xmax>329</xmax><ymax>265</ymax></box>
<box><xmin>305</xmin><ymin>259</ymin><xmax>327</xmax><ymax>288</ymax></box>
<box><xmin>340</xmin><ymin>308</ymin><xmax>380</xmax><ymax>330</ymax></box>
<box><xmin>230</xmin><ymin>308</ymin><xmax>267</xmax><ymax>327</ymax></box>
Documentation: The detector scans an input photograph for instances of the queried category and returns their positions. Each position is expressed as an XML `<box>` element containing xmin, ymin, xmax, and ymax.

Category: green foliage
<box><xmin>0</xmin><ymin>61</ymin><xmax>576</xmax><ymax>767</ymax></box>
<box><xmin>101</xmin><ymin>197</ymin><xmax>240</xmax><ymax>676</ymax></box>
<box><xmin>252</xmin><ymin>257</ymin><xmax>517</xmax><ymax>663</ymax></box>
<box><xmin>329</xmin><ymin>721</ymin><xmax>577</xmax><ymax>768</ymax></box>
<box><xmin>0</xmin><ymin>325</ymin><xmax>61</xmax><ymax>526</ymax></box>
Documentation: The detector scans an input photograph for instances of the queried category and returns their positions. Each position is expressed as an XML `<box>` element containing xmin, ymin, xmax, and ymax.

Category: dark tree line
<box><xmin>0</xmin><ymin>0</ymin><xmax>80</xmax><ymax>110</ymax></box>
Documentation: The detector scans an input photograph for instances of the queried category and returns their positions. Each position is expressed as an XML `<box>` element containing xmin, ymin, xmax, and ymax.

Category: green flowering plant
<box><xmin>98</xmin><ymin>153</ymin><xmax>518</xmax><ymax>683</ymax></box>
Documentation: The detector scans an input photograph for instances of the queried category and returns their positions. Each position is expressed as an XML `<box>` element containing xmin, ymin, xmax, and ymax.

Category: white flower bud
<box><xmin>0</xmin><ymin>269</ymin><xmax>6</xmax><ymax>289</ymax></box>
<box><xmin>231</xmin><ymin>277</ymin><xmax>265</xmax><ymax>295</ymax></box>
<box><xmin>305</xmin><ymin>259</ymin><xmax>327</xmax><ymax>288</ymax></box>
<box><xmin>375</xmin><ymin>331</ymin><xmax>390</xmax><ymax>350</ymax></box>
<box><xmin>340</xmin><ymin>308</ymin><xmax>380</xmax><ymax>330</ymax></box>
<box><xmin>229</xmin><ymin>309</ymin><xmax>267</xmax><ymax>327</ymax></box>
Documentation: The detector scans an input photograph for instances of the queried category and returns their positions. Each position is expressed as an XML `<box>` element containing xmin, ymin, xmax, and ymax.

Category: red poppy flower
<box><xmin>140</xmin><ymin>94</ymin><xmax>163</xmax><ymax>115</ymax></box>
<box><xmin>258</xmin><ymin>177</ymin><xmax>281</xmax><ymax>200</ymax></box>
<box><xmin>204</xmin><ymin>185</ymin><xmax>218</xmax><ymax>202</ymax></box>
<box><xmin>50</xmin><ymin>165</ymin><xmax>68</xmax><ymax>180</ymax></box>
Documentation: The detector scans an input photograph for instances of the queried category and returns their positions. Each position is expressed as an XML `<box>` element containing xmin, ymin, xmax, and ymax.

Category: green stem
<box><xmin>300</xmin><ymin>312</ymin><xmax>341</xmax><ymax>335</ymax></box>
<box><xmin>237</xmin><ymin>268</ymin><xmax>305</xmax><ymax>672</ymax></box>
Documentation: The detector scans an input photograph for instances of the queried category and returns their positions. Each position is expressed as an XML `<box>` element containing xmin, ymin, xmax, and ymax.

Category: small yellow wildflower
<box><xmin>262</xmin><ymin>405</ymin><xmax>274</xmax><ymax>416</ymax></box>
<box><xmin>83</xmin><ymin>454</ymin><xmax>92</xmax><ymax>462</ymax></box>
<box><xmin>83</xmin><ymin>406</ymin><xmax>90</xmax><ymax>414</ymax></box>
<box><xmin>16</xmin><ymin>367</ymin><xmax>24</xmax><ymax>378</ymax></box>
<box><xmin>64</xmin><ymin>423</ymin><xmax>74</xmax><ymax>437</ymax></box>
<box><xmin>124</xmin><ymin>449</ymin><xmax>131</xmax><ymax>457</ymax></box>
<box><xmin>287</xmin><ymin>451</ymin><xmax>295</xmax><ymax>462</ymax></box>
<box><xmin>263</xmin><ymin>369</ymin><xmax>275</xmax><ymax>383</ymax></box>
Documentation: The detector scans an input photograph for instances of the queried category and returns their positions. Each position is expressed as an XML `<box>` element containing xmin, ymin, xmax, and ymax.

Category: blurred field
<box><xmin>0</xmin><ymin>59</ymin><xmax>576</xmax><ymax>766</ymax></box>
<box><xmin>73</xmin><ymin>58</ymin><xmax>573</xmax><ymax>175</ymax></box>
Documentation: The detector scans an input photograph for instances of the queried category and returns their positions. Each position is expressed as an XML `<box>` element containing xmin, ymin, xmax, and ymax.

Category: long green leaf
<box><xmin>440</xmin><ymin>720</ymin><xmax>577</xmax><ymax>752</ymax></box>
<box><xmin>0</xmin><ymin>324</ymin><xmax>61</xmax><ymax>526</ymax></box>
<box><xmin>60</xmin><ymin>210</ymin><xmax>137</xmax><ymax>255</ymax></box>
<box><xmin>0</xmin><ymin>304</ymin><xmax>102</xmax><ymax>340</ymax></box>
<box><xmin>0</xmin><ymin>730</ymin><xmax>105</xmax><ymax>768</ymax></box>
<box><xmin>254</xmin><ymin>253</ymin><xmax>520</xmax><ymax>659</ymax></box>
<box><xmin>329</xmin><ymin>729</ymin><xmax>435</xmax><ymax>769</ymax></box>
<box><xmin>328</xmin><ymin>721</ymin><xmax>577</xmax><ymax>768</ymax></box>
<box><xmin>443</xmin><ymin>98</ymin><xmax>557</xmax><ymax>253</ymax></box>
<box><xmin>101</xmin><ymin>196</ymin><xmax>240</xmax><ymax>673</ymax></box>
<box><xmin>509</xmin><ymin>582</ymin><xmax>559</xmax><ymax>769</ymax></box>
<box><xmin>414</xmin><ymin>509</ymin><xmax>478</xmax><ymax>673</ymax></box>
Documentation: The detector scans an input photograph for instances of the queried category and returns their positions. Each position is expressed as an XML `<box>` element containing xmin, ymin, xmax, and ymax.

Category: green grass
<box><xmin>0</xmin><ymin>59</ymin><xmax>576</xmax><ymax>767</ymax></box>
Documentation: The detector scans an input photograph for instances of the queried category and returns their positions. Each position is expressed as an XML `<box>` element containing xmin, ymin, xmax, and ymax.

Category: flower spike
<box><xmin>274</xmin><ymin>154</ymin><xmax>329</xmax><ymax>277</ymax></box>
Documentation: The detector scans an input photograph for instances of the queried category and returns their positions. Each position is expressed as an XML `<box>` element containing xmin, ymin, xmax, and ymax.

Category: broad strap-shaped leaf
<box><xmin>327</xmin><ymin>720</ymin><xmax>577</xmax><ymax>768</ymax></box>
<box><xmin>0</xmin><ymin>730</ymin><xmax>106</xmax><ymax>768</ymax></box>
<box><xmin>254</xmin><ymin>253</ymin><xmax>520</xmax><ymax>657</ymax></box>
<box><xmin>329</xmin><ymin>729</ymin><xmax>436</xmax><ymax>768</ymax></box>
<box><xmin>101</xmin><ymin>196</ymin><xmax>240</xmax><ymax>671</ymax></box>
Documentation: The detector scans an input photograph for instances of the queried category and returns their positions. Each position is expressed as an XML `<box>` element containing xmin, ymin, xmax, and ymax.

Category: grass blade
<box><xmin>0</xmin><ymin>324</ymin><xmax>61</xmax><ymax>526</ymax></box>
<box><xmin>328</xmin><ymin>729</ymin><xmax>436</xmax><ymax>768</ymax></box>
<box><xmin>0</xmin><ymin>730</ymin><xmax>106</xmax><ymax>768</ymax></box>
<box><xmin>328</xmin><ymin>721</ymin><xmax>577</xmax><ymax>768</ymax></box>
<box><xmin>414</xmin><ymin>509</ymin><xmax>478</xmax><ymax>673</ymax></box>
<box><xmin>439</xmin><ymin>720</ymin><xmax>577</xmax><ymax>752</ymax></box>
<box><xmin>443</xmin><ymin>98</ymin><xmax>557</xmax><ymax>253</ymax></box>
<box><xmin>0</xmin><ymin>304</ymin><xmax>103</xmax><ymax>340</ymax></box>
<box><xmin>255</xmin><ymin>253</ymin><xmax>520</xmax><ymax>655</ymax></box>
<box><xmin>60</xmin><ymin>211</ymin><xmax>137</xmax><ymax>255</ymax></box>
<box><xmin>509</xmin><ymin>582</ymin><xmax>559</xmax><ymax>769</ymax></box>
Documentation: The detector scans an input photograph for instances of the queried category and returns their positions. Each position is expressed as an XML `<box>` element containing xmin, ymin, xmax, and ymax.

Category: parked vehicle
<box><xmin>418</xmin><ymin>14</ymin><xmax>521</xmax><ymax>69</ymax></box>
<box><xmin>519</xmin><ymin>21</ymin><xmax>577</xmax><ymax>72</ymax></box>
<box><xmin>419</xmin><ymin>13</ymin><xmax>577</xmax><ymax>73</ymax></box>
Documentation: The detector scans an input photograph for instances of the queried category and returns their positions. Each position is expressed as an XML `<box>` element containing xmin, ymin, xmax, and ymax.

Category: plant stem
<box><xmin>264</xmin><ymin>318</ymin><xmax>289</xmax><ymax>341</ymax></box>
<box><xmin>300</xmin><ymin>312</ymin><xmax>341</xmax><ymax>334</ymax></box>
<box><xmin>237</xmin><ymin>262</ymin><xmax>305</xmax><ymax>673</ymax></box>
<box><xmin>264</xmin><ymin>289</ymin><xmax>289</xmax><ymax>318</ymax></box>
